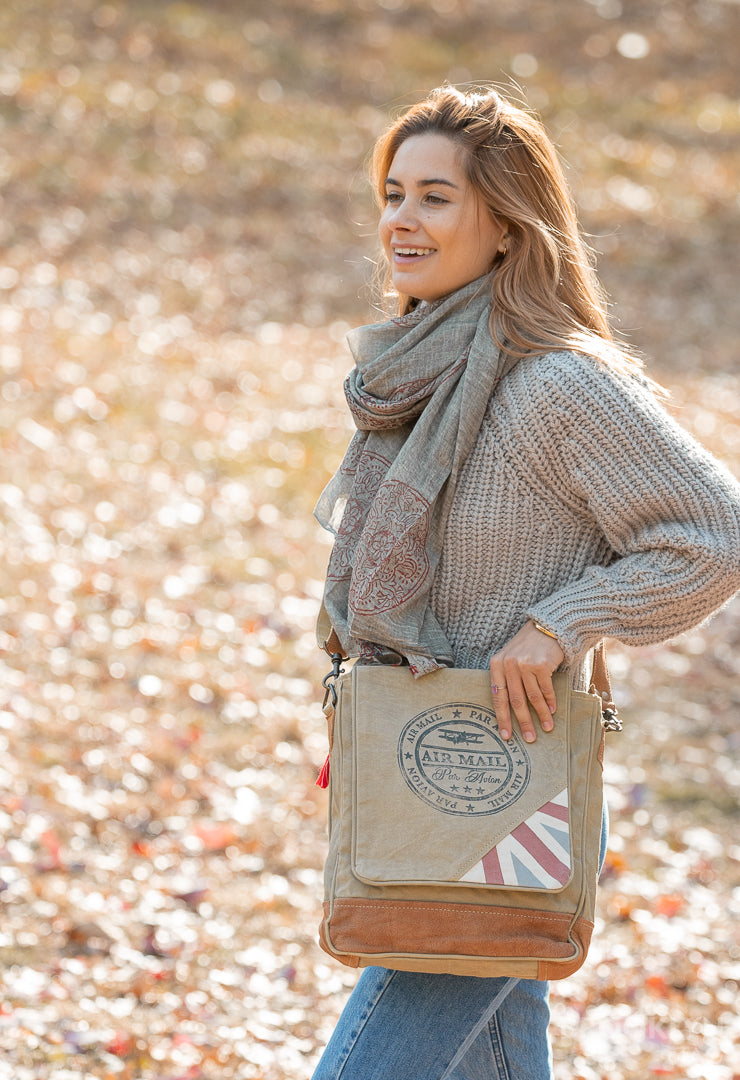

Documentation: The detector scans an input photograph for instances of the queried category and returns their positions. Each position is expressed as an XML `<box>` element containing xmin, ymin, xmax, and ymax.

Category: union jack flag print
<box><xmin>460</xmin><ymin>789</ymin><xmax>571</xmax><ymax>890</ymax></box>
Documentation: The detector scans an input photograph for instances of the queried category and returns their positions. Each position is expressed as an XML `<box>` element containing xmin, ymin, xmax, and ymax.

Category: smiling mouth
<box><xmin>393</xmin><ymin>247</ymin><xmax>436</xmax><ymax>258</ymax></box>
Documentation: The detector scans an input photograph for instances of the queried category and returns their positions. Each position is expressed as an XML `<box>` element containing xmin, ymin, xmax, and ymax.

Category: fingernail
<box><xmin>549</xmin><ymin>703</ymin><xmax>556</xmax><ymax>714</ymax></box>
<box><xmin>543</xmin><ymin>721</ymin><xmax>553</xmax><ymax>732</ymax></box>
<box><xmin>524</xmin><ymin>732</ymin><xmax>536</xmax><ymax>743</ymax></box>
<box><xmin>501</xmin><ymin>729</ymin><xmax>510</xmax><ymax>740</ymax></box>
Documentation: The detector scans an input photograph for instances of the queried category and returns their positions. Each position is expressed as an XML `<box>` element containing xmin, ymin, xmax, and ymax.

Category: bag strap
<box><xmin>318</xmin><ymin>603</ymin><xmax>620</xmax><ymax>730</ymax></box>
<box><xmin>317</xmin><ymin>600</ymin><xmax>344</xmax><ymax>658</ymax></box>
<box><xmin>590</xmin><ymin>641</ymin><xmax>621</xmax><ymax>730</ymax></box>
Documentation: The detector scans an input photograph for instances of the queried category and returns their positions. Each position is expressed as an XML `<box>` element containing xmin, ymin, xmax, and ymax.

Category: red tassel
<box><xmin>315</xmin><ymin>753</ymin><xmax>331</xmax><ymax>788</ymax></box>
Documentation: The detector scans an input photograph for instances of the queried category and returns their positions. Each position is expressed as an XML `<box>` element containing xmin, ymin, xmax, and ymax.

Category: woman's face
<box><xmin>379</xmin><ymin>132</ymin><xmax>506</xmax><ymax>304</ymax></box>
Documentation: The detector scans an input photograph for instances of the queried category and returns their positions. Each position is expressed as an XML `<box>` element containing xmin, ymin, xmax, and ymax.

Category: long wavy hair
<box><xmin>371</xmin><ymin>85</ymin><xmax>644</xmax><ymax>376</ymax></box>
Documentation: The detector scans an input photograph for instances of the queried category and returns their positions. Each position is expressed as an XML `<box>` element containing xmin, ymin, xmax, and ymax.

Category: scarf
<box><xmin>314</xmin><ymin>274</ymin><xmax>516</xmax><ymax>676</ymax></box>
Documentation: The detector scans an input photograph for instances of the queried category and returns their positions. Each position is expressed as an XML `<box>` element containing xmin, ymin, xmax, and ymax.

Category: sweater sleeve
<box><xmin>521</xmin><ymin>352</ymin><xmax>740</xmax><ymax>665</ymax></box>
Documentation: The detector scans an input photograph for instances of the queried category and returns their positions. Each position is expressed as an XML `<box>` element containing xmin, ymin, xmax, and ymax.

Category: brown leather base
<box><xmin>320</xmin><ymin>898</ymin><xmax>594</xmax><ymax>981</ymax></box>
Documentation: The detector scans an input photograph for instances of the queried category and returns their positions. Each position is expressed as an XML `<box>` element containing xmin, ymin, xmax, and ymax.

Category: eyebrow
<box><xmin>384</xmin><ymin>176</ymin><xmax>460</xmax><ymax>189</ymax></box>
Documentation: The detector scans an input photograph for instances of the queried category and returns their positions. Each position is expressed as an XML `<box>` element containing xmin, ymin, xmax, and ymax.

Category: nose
<box><xmin>388</xmin><ymin>196</ymin><xmax>418</xmax><ymax>231</ymax></box>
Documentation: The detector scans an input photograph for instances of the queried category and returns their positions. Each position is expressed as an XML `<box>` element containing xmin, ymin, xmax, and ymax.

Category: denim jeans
<box><xmin>311</xmin><ymin>806</ymin><xmax>608</xmax><ymax>1080</ymax></box>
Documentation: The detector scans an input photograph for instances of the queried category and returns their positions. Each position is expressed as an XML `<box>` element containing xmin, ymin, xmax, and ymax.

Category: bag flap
<box><xmin>351</xmin><ymin>666</ymin><xmax>575</xmax><ymax>890</ymax></box>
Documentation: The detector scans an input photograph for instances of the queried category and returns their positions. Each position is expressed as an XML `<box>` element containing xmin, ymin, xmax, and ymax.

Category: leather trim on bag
<box><xmin>323</xmin><ymin>898</ymin><xmax>593</xmax><ymax>969</ymax></box>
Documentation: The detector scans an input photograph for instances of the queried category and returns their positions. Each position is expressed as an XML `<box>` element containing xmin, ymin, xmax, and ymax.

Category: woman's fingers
<box><xmin>493</xmin><ymin>663</ymin><xmax>551</xmax><ymax>742</ymax></box>
<box><xmin>490</xmin><ymin>658</ymin><xmax>511</xmax><ymax>739</ymax></box>
<box><xmin>489</xmin><ymin>620</ymin><xmax>564</xmax><ymax>742</ymax></box>
<box><xmin>503</xmin><ymin>659</ymin><xmax>538</xmax><ymax>743</ymax></box>
<box><xmin>522</xmin><ymin>669</ymin><xmax>555</xmax><ymax>733</ymax></box>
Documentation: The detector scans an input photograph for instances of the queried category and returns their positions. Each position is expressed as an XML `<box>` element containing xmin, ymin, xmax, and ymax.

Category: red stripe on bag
<box><xmin>511</xmin><ymin>823</ymin><xmax>570</xmax><ymax>884</ymax></box>
<box><xmin>481</xmin><ymin>846</ymin><xmax>504</xmax><ymax>885</ymax></box>
<box><xmin>541</xmin><ymin>800</ymin><xmax>569</xmax><ymax>822</ymax></box>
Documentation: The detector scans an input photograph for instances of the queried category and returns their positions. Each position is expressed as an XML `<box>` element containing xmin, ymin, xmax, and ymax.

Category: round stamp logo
<box><xmin>397</xmin><ymin>702</ymin><xmax>530</xmax><ymax>816</ymax></box>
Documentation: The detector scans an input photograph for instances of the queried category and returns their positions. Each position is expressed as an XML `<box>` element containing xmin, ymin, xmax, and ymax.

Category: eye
<box><xmin>424</xmin><ymin>194</ymin><xmax>448</xmax><ymax>206</ymax></box>
<box><xmin>383</xmin><ymin>190</ymin><xmax>403</xmax><ymax>204</ymax></box>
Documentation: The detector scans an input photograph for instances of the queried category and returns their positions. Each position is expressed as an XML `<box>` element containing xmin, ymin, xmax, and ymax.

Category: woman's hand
<box><xmin>489</xmin><ymin>621</ymin><xmax>565</xmax><ymax>742</ymax></box>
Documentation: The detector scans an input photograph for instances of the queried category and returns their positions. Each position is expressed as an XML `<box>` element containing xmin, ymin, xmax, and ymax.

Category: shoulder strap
<box><xmin>317</xmin><ymin>601</ymin><xmax>345</xmax><ymax>658</ymax></box>
<box><xmin>590</xmin><ymin>642</ymin><xmax>621</xmax><ymax>730</ymax></box>
<box><xmin>590</xmin><ymin>641</ymin><xmax>611</xmax><ymax>701</ymax></box>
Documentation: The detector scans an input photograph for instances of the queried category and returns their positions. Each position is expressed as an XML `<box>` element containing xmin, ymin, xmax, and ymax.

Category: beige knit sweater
<box><xmin>430</xmin><ymin>349</ymin><xmax>740</xmax><ymax>683</ymax></box>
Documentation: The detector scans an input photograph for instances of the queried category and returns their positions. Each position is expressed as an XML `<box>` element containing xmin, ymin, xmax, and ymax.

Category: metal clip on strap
<box><xmin>322</xmin><ymin>651</ymin><xmax>347</xmax><ymax>710</ymax></box>
<box><xmin>601</xmin><ymin>707</ymin><xmax>622</xmax><ymax>732</ymax></box>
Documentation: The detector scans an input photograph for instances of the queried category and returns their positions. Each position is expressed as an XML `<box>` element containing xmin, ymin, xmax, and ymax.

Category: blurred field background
<box><xmin>0</xmin><ymin>1</ymin><xmax>738</xmax><ymax>1078</ymax></box>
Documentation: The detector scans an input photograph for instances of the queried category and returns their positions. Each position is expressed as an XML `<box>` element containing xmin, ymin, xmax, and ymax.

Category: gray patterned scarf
<box><xmin>315</xmin><ymin>274</ymin><xmax>515</xmax><ymax>676</ymax></box>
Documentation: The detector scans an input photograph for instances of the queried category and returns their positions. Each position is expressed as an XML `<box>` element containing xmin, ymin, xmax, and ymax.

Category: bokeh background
<box><xmin>0</xmin><ymin>1</ymin><xmax>739</xmax><ymax>1078</ymax></box>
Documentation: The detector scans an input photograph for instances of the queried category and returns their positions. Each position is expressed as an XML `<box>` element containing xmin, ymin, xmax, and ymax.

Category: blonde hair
<box><xmin>371</xmin><ymin>84</ymin><xmax>645</xmax><ymax>376</ymax></box>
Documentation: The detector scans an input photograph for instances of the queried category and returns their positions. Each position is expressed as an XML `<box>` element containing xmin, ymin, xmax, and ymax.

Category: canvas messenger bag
<box><xmin>316</xmin><ymin>633</ymin><xmax>620</xmax><ymax>981</ymax></box>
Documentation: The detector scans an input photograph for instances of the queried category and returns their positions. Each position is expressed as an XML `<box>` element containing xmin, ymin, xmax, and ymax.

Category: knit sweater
<box><xmin>429</xmin><ymin>349</ymin><xmax>740</xmax><ymax>683</ymax></box>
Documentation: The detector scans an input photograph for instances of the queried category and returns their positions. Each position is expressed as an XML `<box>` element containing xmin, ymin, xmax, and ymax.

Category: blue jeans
<box><xmin>311</xmin><ymin>807</ymin><xmax>609</xmax><ymax>1080</ymax></box>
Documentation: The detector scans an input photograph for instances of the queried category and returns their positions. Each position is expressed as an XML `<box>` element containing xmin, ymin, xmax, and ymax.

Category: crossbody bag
<box><xmin>316</xmin><ymin>624</ymin><xmax>620</xmax><ymax>980</ymax></box>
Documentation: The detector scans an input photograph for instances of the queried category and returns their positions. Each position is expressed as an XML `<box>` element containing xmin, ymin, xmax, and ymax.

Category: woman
<box><xmin>311</xmin><ymin>85</ymin><xmax>740</xmax><ymax>1080</ymax></box>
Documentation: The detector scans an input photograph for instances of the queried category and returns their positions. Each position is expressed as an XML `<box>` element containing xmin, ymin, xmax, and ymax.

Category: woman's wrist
<box><xmin>530</xmin><ymin>619</ymin><xmax>559</xmax><ymax>642</ymax></box>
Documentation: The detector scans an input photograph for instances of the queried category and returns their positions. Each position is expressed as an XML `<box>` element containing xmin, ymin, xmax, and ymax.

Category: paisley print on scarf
<box><xmin>349</xmin><ymin>480</ymin><xmax>430</xmax><ymax>614</ymax></box>
<box><xmin>338</xmin><ymin>434</ymin><xmax>366</xmax><ymax>475</ymax></box>
<box><xmin>326</xmin><ymin>449</ymin><xmax>390</xmax><ymax>581</ymax></box>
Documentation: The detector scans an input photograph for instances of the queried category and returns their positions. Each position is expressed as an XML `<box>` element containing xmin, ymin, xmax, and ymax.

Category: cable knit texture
<box><xmin>430</xmin><ymin>350</ymin><xmax>740</xmax><ymax>680</ymax></box>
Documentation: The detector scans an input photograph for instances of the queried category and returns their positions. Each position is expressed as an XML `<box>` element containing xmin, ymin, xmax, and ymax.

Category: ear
<box><xmin>492</xmin><ymin>214</ymin><xmax>510</xmax><ymax>253</ymax></box>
